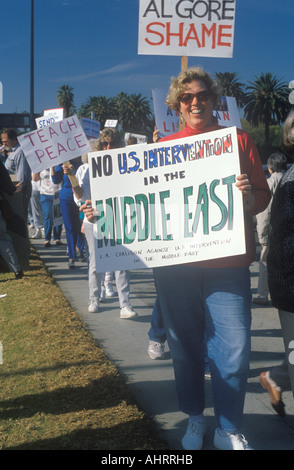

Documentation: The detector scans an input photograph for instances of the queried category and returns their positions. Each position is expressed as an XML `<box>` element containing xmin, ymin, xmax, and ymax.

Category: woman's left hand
<box><xmin>235</xmin><ymin>174</ymin><xmax>255</xmax><ymax>210</ymax></box>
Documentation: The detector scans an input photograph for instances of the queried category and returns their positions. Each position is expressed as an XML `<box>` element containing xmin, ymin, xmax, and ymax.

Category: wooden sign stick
<box><xmin>179</xmin><ymin>56</ymin><xmax>188</xmax><ymax>131</ymax></box>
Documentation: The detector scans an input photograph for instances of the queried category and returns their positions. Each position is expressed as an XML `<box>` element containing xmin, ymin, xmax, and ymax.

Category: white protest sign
<box><xmin>44</xmin><ymin>108</ymin><xmax>64</xmax><ymax>120</ymax></box>
<box><xmin>152</xmin><ymin>88</ymin><xmax>180</xmax><ymax>138</ymax></box>
<box><xmin>152</xmin><ymin>89</ymin><xmax>241</xmax><ymax>138</ymax></box>
<box><xmin>81</xmin><ymin>118</ymin><xmax>100</xmax><ymax>139</ymax></box>
<box><xmin>89</xmin><ymin>126</ymin><xmax>245</xmax><ymax>272</ymax></box>
<box><xmin>18</xmin><ymin>115</ymin><xmax>92</xmax><ymax>174</ymax></box>
<box><xmin>124</xmin><ymin>132</ymin><xmax>148</xmax><ymax>145</ymax></box>
<box><xmin>35</xmin><ymin>109</ymin><xmax>63</xmax><ymax>130</ymax></box>
<box><xmin>138</xmin><ymin>0</ymin><xmax>236</xmax><ymax>57</ymax></box>
<box><xmin>213</xmin><ymin>96</ymin><xmax>241</xmax><ymax>128</ymax></box>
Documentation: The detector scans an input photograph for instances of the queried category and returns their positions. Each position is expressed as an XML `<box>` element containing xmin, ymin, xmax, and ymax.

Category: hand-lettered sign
<box><xmin>89</xmin><ymin>126</ymin><xmax>245</xmax><ymax>272</ymax></box>
<box><xmin>18</xmin><ymin>115</ymin><xmax>92</xmax><ymax>173</ymax></box>
<box><xmin>138</xmin><ymin>0</ymin><xmax>236</xmax><ymax>57</ymax></box>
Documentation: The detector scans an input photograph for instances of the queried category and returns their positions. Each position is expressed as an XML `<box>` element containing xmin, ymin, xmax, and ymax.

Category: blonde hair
<box><xmin>283</xmin><ymin>111</ymin><xmax>294</xmax><ymax>159</ymax></box>
<box><xmin>97</xmin><ymin>128</ymin><xmax>122</xmax><ymax>150</ymax></box>
<box><xmin>165</xmin><ymin>66</ymin><xmax>220</xmax><ymax>112</ymax></box>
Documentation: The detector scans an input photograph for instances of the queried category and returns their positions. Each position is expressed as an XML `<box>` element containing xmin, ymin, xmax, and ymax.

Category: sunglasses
<box><xmin>179</xmin><ymin>91</ymin><xmax>211</xmax><ymax>104</ymax></box>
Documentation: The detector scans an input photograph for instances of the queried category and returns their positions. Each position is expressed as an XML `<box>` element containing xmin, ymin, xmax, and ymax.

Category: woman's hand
<box><xmin>235</xmin><ymin>174</ymin><xmax>255</xmax><ymax>211</ymax></box>
<box><xmin>80</xmin><ymin>200</ymin><xmax>96</xmax><ymax>223</ymax></box>
<box><xmin>62</xmin><ymin>163</ymin><xmax>74</xmax><ymax>176</ymax></box>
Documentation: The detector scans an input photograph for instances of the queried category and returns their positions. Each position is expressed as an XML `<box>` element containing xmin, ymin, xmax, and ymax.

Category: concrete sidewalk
<box><xmin>30</xmin><ymin>233</ymin><xmax>294</xmax><ymax>450</ymax></box>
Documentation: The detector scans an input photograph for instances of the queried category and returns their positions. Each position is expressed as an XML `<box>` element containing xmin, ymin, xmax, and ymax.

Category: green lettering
<box><xmin>135</xmin><ymin>194</ymin><xmax>149</xmax><ymax>242</ymax></box>
<box><xmin>192</xmin><ymin>183</ymin><xmax>209</xmax><ymax>234</ymax></box>
<box><xmin>183</xmin><ymin>186</ymin><xmax>193</xmax><ymax>238</ymax></box>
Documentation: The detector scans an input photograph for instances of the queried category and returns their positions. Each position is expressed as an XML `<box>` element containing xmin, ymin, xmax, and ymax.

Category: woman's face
<box><xmin>179</xmin><ymin>79</ymin><xmax>214</xmax><ymax>131</ymax></box>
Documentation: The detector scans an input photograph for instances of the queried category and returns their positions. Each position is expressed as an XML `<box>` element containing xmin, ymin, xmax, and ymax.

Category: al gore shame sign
<box><xmin>138</xmin><ymin>0</ymin><xmax>236</xmax><ymax>57</ymax></box>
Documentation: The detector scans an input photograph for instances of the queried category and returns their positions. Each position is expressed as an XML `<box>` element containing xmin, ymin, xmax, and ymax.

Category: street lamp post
<box><xmin>29</xmin><ymin>0</ymin><xmax>34</xmax><ymax>130</ymax></box>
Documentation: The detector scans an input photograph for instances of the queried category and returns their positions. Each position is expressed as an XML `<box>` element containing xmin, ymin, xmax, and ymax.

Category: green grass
<box><xmin>0</xmin><ymin>247</ymin><xmax>168</xmax><ymax>450</ymax></box>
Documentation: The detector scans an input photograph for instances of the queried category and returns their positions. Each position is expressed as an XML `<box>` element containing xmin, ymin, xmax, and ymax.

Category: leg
<box><xmin>204</xmin><ymin>267</ymin><xmax>252</xmax><ymax>433</ymax></box>
<box><xmin>83</xmin><ymin>222</ymin><xmax>101</xmax><ymax>302</ymax></box>
<box><xmin>153</xmin><ymin>264</ymin><xmax>205</xmax><ymax>415</ymax></box>
<box><xmin>278</xmin><ymin>309</ymin><xmax>294</xmax><ymax>398</ymax></box>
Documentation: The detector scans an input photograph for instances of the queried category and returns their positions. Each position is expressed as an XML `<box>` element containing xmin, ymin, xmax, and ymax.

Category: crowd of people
<box><xmin>1</xmin><ymin>66</ymin><xmax>294</xmax><ymax>450</ymax></box>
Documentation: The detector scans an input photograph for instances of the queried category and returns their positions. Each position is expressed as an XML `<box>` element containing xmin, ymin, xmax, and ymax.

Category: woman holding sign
<box><xmin>152</xmin><ymin>67</ymin><xmax>271</xmax><ymax>450</ymax></box>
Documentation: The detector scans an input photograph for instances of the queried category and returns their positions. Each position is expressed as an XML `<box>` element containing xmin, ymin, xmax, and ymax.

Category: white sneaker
<box><xmin>182</xmin><ymin>419</ymin><xmax>207</xmax><ymax>450</ymax></box>
<box><xmin>148</xmin><ymin>340</ymin><xmax>165</xmax><ymax>360</ymax></box>
<box><xmin>99</xmin><ymin>286</ymin><xmax>106</xmax><ymax>302</ymax></box>
<box><xmin>31</xmin><ymin>229</ymin><xmax>42</xmax><ymax>239</ymax></box>
<box><xmin>88</xmin><ymin>300</ymin><xmax>99</xmax><ymax>313</ymax></box>
<box><xmin>120</xmin><ymin>306</ymin><xmax>138</xmax><ymax>319</ymax></box>
<box><xmin>214</xmin><ymin>428</ymin><xmax>253</xmax><ymax>450</ymax></box>
<box><xmin>105</xmin><ymin>283</ymin><xmax>115</xmax><ymax>297</ymax></box>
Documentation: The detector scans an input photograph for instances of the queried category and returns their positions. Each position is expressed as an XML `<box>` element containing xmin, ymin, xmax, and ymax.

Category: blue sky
<box><xmin>0</xmin><ymin>0</ymin><xmax>293</xmax><ymax>116</ymax></box>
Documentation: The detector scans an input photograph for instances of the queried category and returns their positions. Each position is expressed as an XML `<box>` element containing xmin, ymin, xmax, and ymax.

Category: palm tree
<box><xmin>57</xmin><ymin>84</ymin><xmax>75</xmax><ymax>118</ymax></box>
<box><xmin>244</xmin><ymin>73</ymin><xmax>290</xmax><ymax>148</ymax></box>
<box><xmin>215</xmin><ymin>72</ymin><xmax>245</xmax><ymax>108</ymax></box>
<box><xmin>79</xmin><ymin>96</ymin><xmax>118</xmax><ymax>127</ymax></box>
<box><xmin>116</xmin><ymin>93</ymin><xmax>152</xmax><ymax>134</ymax></box>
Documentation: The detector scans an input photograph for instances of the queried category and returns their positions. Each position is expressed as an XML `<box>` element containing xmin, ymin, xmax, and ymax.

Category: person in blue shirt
<box><xmin>51</xmin><ymin>157</ymin><xmax>85</xmax><ymax>269</ymax></box>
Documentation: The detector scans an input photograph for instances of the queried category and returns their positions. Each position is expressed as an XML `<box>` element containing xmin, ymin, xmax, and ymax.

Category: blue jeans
<box><xmin>40</xmin><ymin>194</ymin><xmax>62</xmax><ymax>242</ymax></box>
<box><xmin>148</xmin><ymin>297</ymin><xmax>167</xmax><ymax>343</ymax></box>
<box><xmin>59</xmin><ymin>197</ymin><xmax>84</xmax><ymax>260</ymax></box>
<box><xmin>153</xmin><ymin>264</ymin><xmax>252</xmax><ymax>432</ymax></box>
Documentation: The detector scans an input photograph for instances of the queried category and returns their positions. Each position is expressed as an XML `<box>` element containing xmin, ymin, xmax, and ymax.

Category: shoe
<box><xmin>260</xmin><ymin>371</ymin><xmax>285</xmax><ymax>417</ymax></box>
<box><xmin>31</xmin><ymin>229</ymin><xmax>42</xmax><ymax>239</ymax></box>
<box><xmin>120</xmin><ymin>306</ymin><xmax>138</xmax><ymax>319</ymax></box>
<box><xmin>148</xmin><ymin>340</ymin><xmax>165</xmax><ymax>360</ymax></box>
<box><xmin>214</xmin><ymin>428</ymin><xmax>253</xmax><ymax>450</ymax></box>
<box><xmin>105</xmin><ymin>283</ymin><xmax>115</xmax><ymax>297</ymax></box>
<box><xmin>252</xmin><ymin>296</ymin><xmax>269</xmax><ymax>306</ymax></box>
<box><xmin>99</xmin><ymin>286</ymin><xmax>106</xmax><ymax>302</ymax></box>
<box><xmin>44</xmin><ymin>241</ymin><xmax>51</xmax><ymax>247</ymax></box>
<box><xmin>182</xmin><ymin>419</ymin><xmax>207</xmax><ymax>450</ymax></box>
<box><xmin>15</xmin><ymin>270</ymin><xmax>24</xmax><ymax>279</ymax></box>
<box><xmin>88</xmin><ymin>300</ymin><xmax>99</xmax><ymax>313</ymax></box>
<box><xmin>68</xmin><ymin>259</ymin><xmax>75</xmax><ymax>269</ymax></box>
<box><xmin>54</xmin><ymin>240</ymin><xmax>63</xmax><ymax>246</ymax></box>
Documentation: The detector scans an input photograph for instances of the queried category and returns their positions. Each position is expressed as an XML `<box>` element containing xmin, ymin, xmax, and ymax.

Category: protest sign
<box><xmin>35</xmin><ymin>108</ymin><xmax>63</xmax><ymax>130</ymax></box>
<box><xmin>89</xmin><ymin>126</ymin><xmax>245</xmax><ymax>272</ymax></box>
<box><xmin>152</xmin><ymin>89</ymin><xmax>241</xmax><ymax>138</ymax></box>
<box><xmin>81</xmin><ymin>117</ymin><xmax>100</xmax><ymax>139</ymax></box>
<box><xmin>138</xmin><ymin>0</ymin><xmax>236</xmax><ymax>57</ymax></box>
<box><xmin>18</xmin><ymin>115</ymin><xmax>92</xmax><ymax>174</ymax></box>
<box><xmin>124</xmin><ymin>132</ymin><xmax>148</xmax><ymax>145</ymax></box>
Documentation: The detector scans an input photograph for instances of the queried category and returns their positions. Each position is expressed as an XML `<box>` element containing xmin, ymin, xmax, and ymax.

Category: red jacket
<box><xmin>160</xmin><ymin>123</ymin><xmax>271</xmax><ymax>268</ymax></box>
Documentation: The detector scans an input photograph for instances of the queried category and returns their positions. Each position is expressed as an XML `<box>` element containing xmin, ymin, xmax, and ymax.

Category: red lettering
<box><xmin>201</xmin><ymin>23</ymin><xmax>216</xmax><ymax>49</ymax></box>
<box><xmin>145</xmin><ymin>22</ymin><xmax>165</xmax><ymax>45</ymax></box>
<box><xmin>163</xmin><ymin>122</ymin><xmax>170</xmax><ymax>132</ymax></box>
<box><xmin>74</xmin><ymin>134</ymin><xmax>87</xmax><ymax>149</ymax></box>
<box><xmin>223</xmin><ymin>135</ymin><xmax>232</xmax><ymax>153</ymax></box>
<box><xmin>57</xmin><ymin>142</ymin><xmax>67</xmax><ymax>155</ymax></box>
<box><xmin>217</xmin><ymin>25</ymin><xmax>232</xmax><ymax>47</ymax></box>
<box><xmin>35</xmin><ymin>149</ymin><xmax>45</xmax><ymax>163</ymax></box>
<box><xmin>37</xmin><ymin>129</ymin><xmax>48</xmax><ymax>144</ymax></box>
<box><xmin>59</xmin><ymin>121</ymin><xmax>68</xmax><ymax>134</ymax></box>
<box><xmin>183</xmin><ymin>23</ymin><xmax>201</xmax><ymax>48</ymax></box>
<box><xmin>222</xmin><ymin>111</ymin><xmax>230</xmax><ymax>121</ymax></box>
<box><xmin>67</xmin><ymin>117</ymin><xmax>78</xmax><ymax>132</ymax></box>
<box><xmin>166</xmin><ymin>22</ymin><xmax>184</xmax><ymax>46</ymax></box>
<box><xmin>49</xmin><ymin>127</ymin><xmax>59</xmax><ymax>138</ymax></box>
<box><xmin>45</xmin><ymin>146</ymin><xmax>56</xmax><ymax>160</ymax></box>
<box><xmin>24</xmin><ymin>132</ymin><xmax>36</xmax><ymax>146</ymax></box>
<box><xmin>67</xmin><ymin>138</ymin><xmax>76</xmax><ymax>152</ymax></box>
